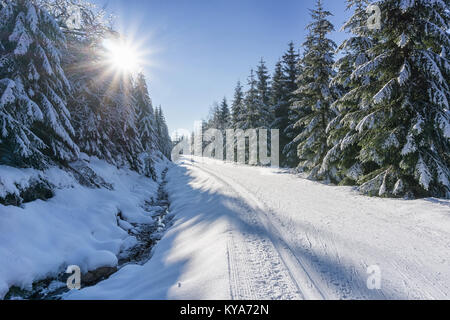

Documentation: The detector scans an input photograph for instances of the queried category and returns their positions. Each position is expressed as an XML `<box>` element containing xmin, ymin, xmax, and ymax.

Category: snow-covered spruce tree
<box><xmin>242</xmin><ymin>69</ymin><xmax>260</xmax><ymax>130</ymax></box>
<box><xmin>59</xmin><ymin>5</ymin><xmax>146</xmax><ymax>174</ymax></box>
<box><xmin>271</xmin><ymin>42</ymin><xmax>300</xmax><ymax>167</ymax></box>
<box><xmin>134</xmin><ymin>72</ymin><xmax>157</xmax><ymax>179</ymax></box>
<box><xmin>342</xmin><ymin>0</ymin><xmax>450</xmax><ymax>198</ymax></box>
<box><xmin>322</xmin><ymin>0</ymin><xmax>373</xmax><ymax>186</ymax></box>
<box><xmin>284</xmin><ymin>53</ymin><xmax>306</xmax><ymax>169</ymax></box>
<box><xmin>63</xmin><ymin>34</ymin><xmax>115</xmax><ymax>162</ymax></box>
<box><xmin>38</xmin><ymin>0</ymin><xmax>111</xmax><ymax>40</ymax></box>
<box><xmin>218</xmin><ymin>97</ymin><xmax>231</xmax><ymax>130</ymax></box>
<box><xmin>154</xmin><ymin>106</ymin><xmax>172</xmax><ymax>159</ymax></box>
<box><xmin>292</xmin><ymin>0</ymin><xmax>339</xmax><ymax>181</ymax></box>
<box><xmin>255</xmin><ymin>58</ymin><xmax>272</xmax><ymax>129</ymax></box>
<box><xmin>0</xmin><ymin>0</ymin><xmax>79</xmax><ymax>168</ymax></box>
<box><xmin>206</xmin><ymin>97</ymin><xmax>231</xmax><ymax>159</ymax></box>
<box><xmin>64</xmin><ymin>36</ymin><xmax>144</xmax><ymax>172</ymax></box>
<box><xmin>134</xmin><ymin>73</ymin><xmax>157</xmax><ymax>152</ymax></box>
<box><xmin>220</xmin><ymin>97</ymin><xmax>231</xmax><ymax>130</ymax></box>
<box><xmin>231</xmin><ymin>80</ymin><xmax>245</xmax><ymax>129</ymax></box>
<box><xmin>206</xmin><ymin>101</ymin><xmax>221</xmax><ymax>130</ymax></box>
<box><xmin>43</xmin><ymin>0</ymin><xmax>119</xmax><ymax>165</ymax></box>
<box><xmin>270</xmin><ymin>61</ymin><xmax>285</xmax><ymax>124</ymax></box>
<box><xmin>103</xmin><ymin>73</ymin><xmax>144</xmax><ymax>172</ymax></box>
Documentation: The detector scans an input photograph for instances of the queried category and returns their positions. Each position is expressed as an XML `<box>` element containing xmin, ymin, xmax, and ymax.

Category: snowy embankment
<box><xmin>0</xmin><ymin>154</ymin><xmax>171</xmax><ymax>299</ymax></box>
<box><xmin>66</xmin><ymin>157</ymin><xmax>450</xmax><ymax>300</ymax></box>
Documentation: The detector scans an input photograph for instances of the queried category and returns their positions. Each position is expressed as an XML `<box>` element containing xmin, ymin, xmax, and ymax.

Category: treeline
<box><xmin>203</xmin><ymin>0</ymin><xmax>449</xmax><ymax>199</ymax></box>
<box><xmin>0</xmin><ymin>0</ymin><xmax>172</xmax><ymax>179</ymax></box>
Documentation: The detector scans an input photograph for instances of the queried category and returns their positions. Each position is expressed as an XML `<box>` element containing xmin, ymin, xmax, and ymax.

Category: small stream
<box><xmin>5</xmin><ymin>168</ymin><xmax>173</xmax><ymax>300</ymax></box>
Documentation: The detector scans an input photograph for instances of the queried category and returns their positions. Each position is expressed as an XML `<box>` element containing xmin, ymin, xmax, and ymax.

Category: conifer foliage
<box><xmin>292</xmin><ymin>0</ymin><xmax>339</xmax><ymax>181</ymax></box>
<box><xmin>0</xmin><ymin>0</ymin><xmax>79</xmax><ymax>167</ymax></box>
<box><xmin>323</xmin><ymin>0</ymin><xmax>373</xmax><ymax>187</ymax></box>
<box><xmin>343</xmin><ymin>0</ymin><xmax>450</xmax><ymax>198</ymax></box>
<box><xmin>0</xmin><ymin>0</ymin><xmax>172</xmax><ymax>177</ymax></box>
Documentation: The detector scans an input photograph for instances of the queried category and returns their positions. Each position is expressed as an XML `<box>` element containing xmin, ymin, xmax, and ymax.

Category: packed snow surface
<box><xmin>66</xmin><ymin>157</ymin><xmax>450</xmax><ymax>300</ymax></box>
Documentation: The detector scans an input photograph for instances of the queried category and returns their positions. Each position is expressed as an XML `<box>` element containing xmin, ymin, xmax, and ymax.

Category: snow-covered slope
<box><xmin>65</xmin><ymin>157</ymin><xmax>450</xmax><ymax>300</ymax></box>
<box><xmin>0</xmin><ymin>154</ymin><xmax>171</xmax><ymax>299</ymax></box>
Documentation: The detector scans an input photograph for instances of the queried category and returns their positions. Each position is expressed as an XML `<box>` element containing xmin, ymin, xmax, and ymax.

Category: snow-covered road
<box><xmin>67</xmin><ymin>158</ymin><xmax>450</xmax><ymax>300</ymax></box>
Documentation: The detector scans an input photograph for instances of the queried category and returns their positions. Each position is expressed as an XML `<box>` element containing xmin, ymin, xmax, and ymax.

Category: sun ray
<box><xmin>101</xmin><ymin>36</ymin><xmax>146</xmax><ymax>75</ymax></box>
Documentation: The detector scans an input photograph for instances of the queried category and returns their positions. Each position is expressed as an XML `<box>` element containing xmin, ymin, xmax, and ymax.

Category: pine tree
<box><xmin>155</xmin><ymin>106</ymin><xmax>172</xmax><ymax>159</ymax></box>
<box><xmin>323</xmin><ymin>0</ymin><xmax>373</xmax><ymax>186</ymax></box>
<box><xmin>103</xmin><ymin>74</ymin><xmax>143</xmax><ymax>171</ymax></box>
<box><xmin>64</xmin><ymin>35</ymin><xmax>113</xmax><ymax>161</ymax></box>
<box><xmin>134</xmin><ymin>73</ymin><xmax>156</xmax><ymax>153</ymax></box>
<box><xmin>207</xmin><ymin>101</ymin><xmax>221</xmax><ymax>129</ymax></box>
<box><xmin>134</xmin><ymin>72</ymin><xmax>157</xmax><ymax>179</ymax></box>
<box><xmin>338</xmin><ymin>0</ymin><xmax>450</xmax><ymax>198</ymax></box>
<box><xmin>270</xmin><ymin>60</ymin><xmax>285</xmax><ymax>126</ymax></box>
<box><xmin>271</xmin><ymin>42</ymin><xmax>300</xmax><ymax>167</ymax></box>
<box><xmin>39</xmin><ymin>0</ymin><xmax>109</xmax><ymax>40</ymax></box>
<box><xmin>242</xmin><ymin>69</ymin><xmax>260</xmax><ymax>130</ymax></box>
<box><xmin>255</xmin><ymin>58</ymin><xmax>272</xmax><ymax>128</ymax></box>
<box><xmin>0</xmin><ymin>0</ymin><xmax>79</xmax><ymax>168</ymax></box>
<box><xmin>292</xmin><ymin>0</ymin><xmax>338</xmax><ymax>180</ymax></box>
<box><xmin>64</xmin><ymin>27</ymin><xmax>146</xmax><ymax>172</ymax></box>
<box><xmin>231</xmin><ymin>80</ymin><xmax>245</xmax><ymax>129</ymax></box>
<box><xmin>218</xmin><ymin>97</ymin><xmax>231</xmax><ymax>130</ymax></box>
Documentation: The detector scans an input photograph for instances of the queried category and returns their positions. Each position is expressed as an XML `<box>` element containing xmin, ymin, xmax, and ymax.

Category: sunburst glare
<box><xmin>102</xmin><ymin>37</ymin><xmax>144</xmax><ymax>74</ymax></box>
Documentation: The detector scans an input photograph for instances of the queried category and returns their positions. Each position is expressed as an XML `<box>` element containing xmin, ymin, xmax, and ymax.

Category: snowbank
<box><xmin>0</xmin><ymin>154</ymin><xmax>170</xmax><ymax>299</ymax></box>
<box><xmin>64</xmin><ymin>162</ymin><xmax>231</xmax><ymax>300</ymax></box>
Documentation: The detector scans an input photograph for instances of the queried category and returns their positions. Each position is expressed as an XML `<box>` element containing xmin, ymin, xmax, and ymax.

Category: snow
<box><xmin>397</xmin><ymin>33</ymin><xmax>409</xmax><ymax>48</ymax></box>
<box><xmin>428</xmin><ymin>82</ymin><xmax>449</xmax><ymax>109</ymax></box>
<box><xmin>0</xmin><ymin>165</ymin><xmax>44</xmax><ymax>198</ymax></box>
<box><xmin>0</xmin><ymin>79</ymin><xmax>16</xmax><ymax>108</ymax></box>
<box><xmin>401</xmin><ymin>134</ymin><xmax>417</xmax><ymax>155</ymax></box>
<box><xmin>346</xmin><ymin>163</ymin><xmax>362</xmax><ymax>181</ymax></box>
<box><xmin>356</xmin><ymin>112</ymin><xmax>376</xmax><ymax>133</ymax></box>
<box><xmin>397</xmin><ymin>62</ymin><xmax>411</xmax><ymax>85</ymax></box>
<box><xmin>37</xmin><ymin>45</ymin><xmax>54</xmax><ymax>75</ymax></box>
<box><xmin>65</xmin><ymin>158</ymin><xmax>450</xmax><ymax>300</ymax></box>
<box><xmin>8</xmin><ymin>12</ymin><xmax>33</xmax><ymax>56</ymax></box>
<box><xmin>393</xmin><ymin>179</ymin><xmax>405</xmax><ymax>196</ymax></box>
<box><xmin>418</xmin><ymin>50</ymin><xmax>448</xmax><ymax>88</ymax></box>
<box><xmin>352</xmin><ymin>52</ymin><xmax>388</xmax><ymax>80</ymax></box>
<box><xmin>383</xmin><ymin>132</ymin><xmax>400</xmax><ymax>148</ymax></box>
<box><xmin>0</xmin><ymin>2</ymin><xmax>14</xmax><ymax>29</ymax></box>
<box><xmin>0</xmin><ymin>155</ymin><xmax>170</xmax><ymax>299</ymax></box>
<box><xmin>25</xmin><ymin>3</ymin><xmax>38</xmax><ymax>33</ymax></box>
<box><xmin>373</xmin><ymin>79</ymin><xmax>396</xmax><ymax>104</ymax></box>
<box><xmin>436</xmin><ymin>111</ymin><xmax>450</xmax><ymax>139</ymax></box>
<box><xmin>399</xmin><ymin>0</ymin><xmax>415</xmax><ymax>12</ymax></box>
<box><xmin>415</xmin><ymin>156</ymin><xmax>432</xmax><ymax>190</ymax></box>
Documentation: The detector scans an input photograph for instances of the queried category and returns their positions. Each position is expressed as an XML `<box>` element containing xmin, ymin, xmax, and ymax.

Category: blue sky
<box><xmin>93</xmin><ymin>0</ymin><xmax>352</xmax><ymax>135</ymax></box>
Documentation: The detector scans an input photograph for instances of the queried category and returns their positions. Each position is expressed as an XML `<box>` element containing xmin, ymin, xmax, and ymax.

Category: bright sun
<box><xmin>103</xmin><ymin>38</ymin><xmax>141</xmax><ymax>73</ymax></box>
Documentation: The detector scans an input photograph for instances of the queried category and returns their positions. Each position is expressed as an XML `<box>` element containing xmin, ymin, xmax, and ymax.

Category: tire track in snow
<box><xmin>191</xmin><ymin>162</ymin><xmax>325</xmax><ymax>300</ymax></box>
<box><xmin>226</xmin><ymin>233</ymin><xmax>258</xmax><ymax>300</ymax></box>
